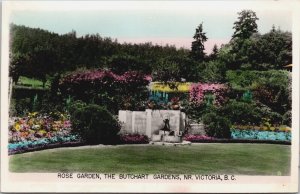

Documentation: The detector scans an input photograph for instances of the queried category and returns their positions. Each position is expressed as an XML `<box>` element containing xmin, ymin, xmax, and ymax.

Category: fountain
<box><xmin>118</xmin><ymin>109</ymin><xmax>191</xmax><ymax>145</ymax></box>
<box><xmin>151</xmin><ymin>118</ymin><xmax>181</xmax><ymax>143</ymax></box>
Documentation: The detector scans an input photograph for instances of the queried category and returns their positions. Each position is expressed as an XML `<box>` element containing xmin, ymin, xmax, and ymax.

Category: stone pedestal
<box><xmin>118</xmin><ymin>109</ymin><xmax>185</xmax><ymax>136</ymax></box>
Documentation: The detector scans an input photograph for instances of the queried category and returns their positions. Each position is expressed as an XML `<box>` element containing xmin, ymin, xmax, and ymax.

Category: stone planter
<box><xmin>162</xmin><ymin>136</ymin><xmax>181</xmax><ymax>143</ymax></box>
<box><xmin>152</xmin><ymin>134</ymin><xmax>162</xmax><ymax>142</ymax></box>
<box><xmin>159</xmin><ymin>130</ymin><xmax>170</xmax><ymax>135</ymax></box>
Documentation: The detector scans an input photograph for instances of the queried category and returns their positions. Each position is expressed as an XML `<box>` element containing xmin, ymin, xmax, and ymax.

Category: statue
<box><xmin>161</xmin><ymin>118</ymin><xmax>170</xmax><ymax>135</ymax></box>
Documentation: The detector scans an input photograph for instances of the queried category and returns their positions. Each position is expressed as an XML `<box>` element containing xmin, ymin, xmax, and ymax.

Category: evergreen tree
<box><xmin>191</xmin><ymin>23</ymin><xmax>208</xmax><ymax>61</ymax></box>
<box><xmin>209</xmin><ymin>44</ymin><xmax>219</xmax><ymax>60</ymax></box>
<box><xmin>232</xmin><ymin>10</ymin><xmax>259</xmax><ymax>40</ymax></box>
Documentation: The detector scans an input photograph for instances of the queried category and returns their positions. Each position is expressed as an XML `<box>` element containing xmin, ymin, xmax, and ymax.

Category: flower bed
<box><xmin>9</xmin><ymin>112</ymin><xmax>80</xmax><ymax>154</ymax></box>
<box><xmin>232</xmin><ymin>124</ymin><xmax>291</xmax><ymax>132</ymax></box>
<box><xmin>183</xmin><ymin>134</ymin><xmax>215</xmax><ymax>142</ymax></box>
<box><xmin>231</xmin><ymin>129</ymin><xmax>291</xmax><ymax>142</ymax></box>
<box><xmin>119</xmin><ymin>134</ymin><xmax>149</xmax><ymax>144</ymax></box>
<box><xmin>8</xmin><ymin>135</ymin><xmax>80</xmax><ymax>155</ymax></box>
<box><xmin>189</xmin><ymin>83</ymin><xmax>229</xmax><ymax>106</ymax></box>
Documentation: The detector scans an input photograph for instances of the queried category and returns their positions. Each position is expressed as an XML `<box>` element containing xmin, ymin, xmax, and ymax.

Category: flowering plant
<box><xmin>231</xmin><ymin>129</ymin><xmax>291</xmax><ymax>141</ymax></box>
<box><xmin>8</xmin><ymin>135</ymin><xmax>79</xmax><ymax>154</ymax></box>
<box><xmin>232</xmin><ymin>125</ymin><xmax>291</xmax><ymax>132</ymax></box>
<box><xmin>9</xmin><ymin>112</ymin><xmax>72</xmax><ymax>143</ymax></box>
<box><xmin>183</xmin><ymin>134</ymin><xmax>215</xmax><ymax>142</ymax></box>
<box><xmin>59</xmin><ymin>70</ymin><xmax>150</xmax><ymax>90</ymax></box>
<box><xmin>119</xmin><ymin>134</ymin><xmax>149</xmax><ymax>144</ymax></box>
<box><xmin>189</xmin><ymin>83</ymin><xmax>229</xmax><ymax>106</ymax></box>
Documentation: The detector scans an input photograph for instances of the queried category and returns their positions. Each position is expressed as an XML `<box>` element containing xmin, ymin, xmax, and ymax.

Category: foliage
<box><xmin>10</xmin><ymin>98</ymin><xmax>31</xmax><ymax>116</ymax></box>
<box><xmin>189</xmin><ymin>83</ymin><xmax>229</xmax><ymax>106</ymax></box>
<box><xmin>253</xmin><ymin>83</ymin><xmax>290</xmax><ymax>114</ymax></box>
<box><xmin>10</xmin><ymin>86</ymin><xmax>50</xmax><ymax>116</ymax></box>
<box><xmin>70</xmin><ymin>104</ymin><xmax>120</xmax><ymax>145</ymax></box>
<box><xmin>152</xmin><ymin>55</ymin><xmax>199</xmax><ymax>82</ymax></box>
<box><xmin>8</xmin><ymin>135</ymin><xmax>79</xmax><ymax>154</ymax></box>
<box><xmin>232</xmin><ymin>124</ymin><xmax>291</xmax><ymax>132</ymax></box>
<box><xmin>232</xmin><ymin>10</ymin><xmax>259</xmax><ymax>40</ymax></box>
<box><xmin>9</xmin><ymin>112</ymin><xmax>72</xmax><ymax>143</ymax></box>
<box><xmin>209</xmin><ymin>44</ymin><xmax>219</xmax><ymax>60</ymax></box>
<box><xmin>119</xmin><ymin>134</ymin><xmax>149</xmax><ymax>144</ymax></box>
<box><xmin>68</xmin><ymin>100</ymin><xmax>87</xmax><ymax>115</ymax></box>
<box><xmin>59</xmin><ymin>70</ymin><xmax>150</xmax><ymax>113</ymax></box>
<box><xmin>10</xmin><ymin>24</ymin><xmax>192</xmax><ymax>82</ymax></box>
<box><xmin>250</xmin><ymin>27</ymin><xmax>292</xmax><ymax>69</ymax></box>
<box><xmin>226</xmin><ymin>70</ymin><xmax>290</xmax><ymax>90</ymax></box>
<box><xmin>242</xmin><ymin>90</ymin><xmax>252</xmax><ymax>102</ymax></box>
<box><xmin>223</xmin><ymin>27</ymin><xmax>292</xmax><ymax>70</ymax></box>
<box><xmin>226</xmin><ymin>70</ymin><xmax>291</xmax><ymax>114</ymax></box>
<box><xmin>152</xmin><ymin>57</ymin><xmax>181</xmax><ymax>82</ymax></box>
<box><xmin>202</xmin><ymin>112</ymin><xmax>231</xmax><ymax>138</ymax></box>
<box><xmin>282</xmin><ymin>111</ymin><xmax>292</xmax><ymax>126</ymax></box>
<box><xmin>200</xmin><ymin>61</ymin><xmax>227</xmax><ymax>82</ymax></box>
<box><xmin>222</xmin><ymin>100</ymin><xmax>260</xmax><ymax>125</ymax></box>
<box><xmin>108</xmin><ymin>54</ymin><xmax>151</xmax><ymax>75</ymax></box>
<box><xmin>190</xmin><ymin>23</ymin><xmax>208</xmax><ymax>61</ymax></box>
<box><xmin>222</xmin><ymin>100</ymin><xmax>283</xmax><ymax>125</ymax></box>
<box><xmin>150</xmin><ymin>82</ymin><xmax>191</xmax><ymax>93</ymax></box>
<box><xmin>183</xmin><ymin>134</ymin><xmax>214</xmax><ymax>142</ymax></box>
<box><xmin>180</xmin><ymin>100</ymin><xmax>208</xmax><ymax>122</ymax></box>
<box><xmin>231</xmin><ymin>129</ymin><xmax>291</xmax><ymax>141</ymax></box>
<box><xmin>9</xmin><ymin>53</ymin><xmax>29</xmax><ymax>83</ymax></box>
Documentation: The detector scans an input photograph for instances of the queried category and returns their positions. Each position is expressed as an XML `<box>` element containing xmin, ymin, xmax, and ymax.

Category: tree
<box><xmin>9</xmin><ymin>52</ymin><xmax>29</xmax><ymax>83</ymax></box>
<box><xmin>201</xmin><ymin>61</ymin><xmax>226</xmax><ymax>83</ymax></box>
<box><xmin>209</xmin><ymin>44</ymin><xmax>219</xmax><ymax>60</ymax></box>
<box><xmin>227</xmin><ymin>10</ymin><xmax>259</xmax><ymax>69</ymax></box>
<box><xmin>191</xmin><ymin>23</ymin><xmax>208</xmax><ymax>61</ymax></box>
<box><xmin>250</xmin><ymin>27</ymin><xmax>292</xmax><ymax>69</ymax></box>
<box><xmin>232</xmin><ymin>10</ymin><xmax>259</xmax><ymax>40</ymax></box>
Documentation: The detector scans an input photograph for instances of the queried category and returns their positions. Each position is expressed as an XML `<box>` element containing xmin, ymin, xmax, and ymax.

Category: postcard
<box><xmin>1</xmin><ymin>1</ymin><xmax>299</xmax><ymax>193</ymax></box>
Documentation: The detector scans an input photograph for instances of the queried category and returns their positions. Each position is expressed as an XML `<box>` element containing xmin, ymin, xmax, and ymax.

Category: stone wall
<box><xmin>118</xmin><ymin>109</ymin><xmax>186</xmax><ymax>137</ymax></box>
<box><xmin>189</xmin><ymin>123</ymin><xmax>206</xmax><ymax>135</ymax></box>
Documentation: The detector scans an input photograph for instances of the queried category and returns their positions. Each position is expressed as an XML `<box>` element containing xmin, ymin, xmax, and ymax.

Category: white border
<box><xmin>1</xmin><ymin>1</ymin><xmax>299</xmax><ymax>193</ymax></box>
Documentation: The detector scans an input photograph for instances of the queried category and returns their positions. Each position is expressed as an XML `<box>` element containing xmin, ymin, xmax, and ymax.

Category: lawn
<box><xmin>17</xmin><ymin>76</ymin><xmax>50</xmax><ymax>88</ymax></box>
<box><xmin>9</xmin><ymin>143</ymin><xmax>290</xmax><ymax>175</ymax></box>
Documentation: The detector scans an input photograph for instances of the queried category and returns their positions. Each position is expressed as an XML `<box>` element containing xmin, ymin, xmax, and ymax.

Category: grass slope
<box><xmin>17</xmin><ymin>76</ymin><xmax>50</xmax><ymax>88</ymax></box>
<box><xmin>10</xmin><ymin>143</ymin><xmax>290</xmax><ymax>175</ymax></box>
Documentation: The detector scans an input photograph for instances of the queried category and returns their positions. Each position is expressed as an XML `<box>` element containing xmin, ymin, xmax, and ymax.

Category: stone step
<box><xmin>149</xmin><ymin>141</ymin><xmax>192</xmax><ymax>146</ymax></box>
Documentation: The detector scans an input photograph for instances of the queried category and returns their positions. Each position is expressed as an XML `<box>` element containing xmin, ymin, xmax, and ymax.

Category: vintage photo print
<box><xmin>1</xmin><ymin>1</ymin><xmax>299</xmax><ymax>193</ymax></box>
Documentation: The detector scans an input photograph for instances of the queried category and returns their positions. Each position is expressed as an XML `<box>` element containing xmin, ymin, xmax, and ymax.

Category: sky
<box><xmin>8</xmin><ymin>1</ymin><xmax>293</xmax><ymax>53</ymax></box>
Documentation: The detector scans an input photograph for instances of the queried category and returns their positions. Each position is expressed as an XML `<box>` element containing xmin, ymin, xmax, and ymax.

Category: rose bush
<box><xmin>119</xmin><ymin>134</ymin><xmax>149</xmax><ymax>144</ymax></box>
<box><xmin>183</xmin><ymin>134</ymin><xmax>215</xmax><ymax>142</ymax></box>
<box><xmin>189</xmin><ymin>83</ymin><xmax>229</xmax><ymax>106</ymax></box>
<box><xmin>59</xmin><ymin>70</ymin><xmax>151</xmax><ymax>113</ymax></box>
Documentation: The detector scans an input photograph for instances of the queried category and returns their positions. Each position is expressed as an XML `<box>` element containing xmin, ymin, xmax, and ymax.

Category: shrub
<box><xmin>221</xmin><ymin>100</ymin><xmax>260</xmax><ymax>125</ymax></box>
<box><xmin>202</xmin><ymin>112</ymin><xmax>231</xmax><ymax>138</ymax></box>
<box><xmin>183</xmin><ymin>134</ymin><xmax>214</xmax><ymax>142</ymax></box>
<box><xmin>222</xmin><ymin>100</ymin><xmax>283</xmax><ymax>125</ymax></box>
<box><xmin>70</xmin><ymin>104</ymin><xmax>120</xmax><ymax>145</ymax></box>
<box><xmin>226</xmin><ymin>70</ymin><xmax>291</xmax><ymax>114</ymax></box>
<box><xmin>119</xmin><ymin>134</ymin><xmax>149</xmax><ymax>144</ymax></box>
<box><xmin>59</xmin><ymin>70</ymin><xmax>150</xmax><ymax>113</ymax></box>
<box><xmin>282</xmin><ymin>111</ymin><xmax>292</xmax><ymax>126</ymax></box>
<box><xmin>189</xmin><ymin>83</ymin><xmax>229</xmax><ymax>106</ymax></box>
<box><xmin>68</xmin><ymin>100</ymin><xmax>87</xmax><ymax>115</ymax></box>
